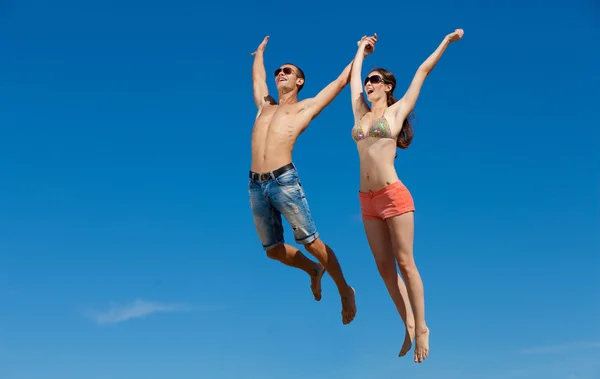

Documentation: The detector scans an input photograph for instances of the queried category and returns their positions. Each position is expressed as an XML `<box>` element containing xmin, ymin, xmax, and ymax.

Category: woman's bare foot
<box><xmin>310</xmin><ymin>265</ymin><xmax>325</xmax><ymax>301</ymax></box>
<box><xmin>413</xmin><ymin>327</ymin><xmax>430</xmax><ymax>363</ymax></box>
<box><xmin>340</xmin><ymin>286</ymin><xmax>356</xmax><ymax>325</ymax></box>
<box><xmin>398</xmin><ymin>324</ymin><xmax>415</xmax><ymax>357</ymax></box>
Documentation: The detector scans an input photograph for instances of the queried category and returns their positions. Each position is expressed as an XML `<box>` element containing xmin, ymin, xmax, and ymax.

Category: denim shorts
<box><xmin>248</xmin><ymin>163</ymin><xmax>319</xmax><ymax>250</ymax></box>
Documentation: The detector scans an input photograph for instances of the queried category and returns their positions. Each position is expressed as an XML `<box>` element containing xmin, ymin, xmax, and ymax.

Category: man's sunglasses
<box><xmin>364</xmin><ymin>75</ymin><xmax>385</xmax><ymax>85</ymax></box>
<box><xmin>274</xmin><ymin>67</ymin><xmax>296</xmax><ymax>77</ymax></box>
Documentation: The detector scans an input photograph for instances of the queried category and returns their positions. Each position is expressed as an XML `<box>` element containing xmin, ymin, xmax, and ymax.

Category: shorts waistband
<box><xmin>358</xmin><ymin>180</ymin><xmax>404</xmax><ymax>199</ymax></box>
<box><xmin>249</xmin><ymin>162</ymin><xmax>296</xmax><ymax>182</ymax></box>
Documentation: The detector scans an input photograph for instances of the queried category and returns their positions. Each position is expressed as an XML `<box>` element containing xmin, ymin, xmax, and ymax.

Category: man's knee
<box><xmin>304</xmin><ymin>237</ymin><xmax>326</xmax><ymax>254</ymax></box>
<box><xmin>266</xmin><ymin>244</ymin><xmax>286</xmax><ymax>260</ymax></box>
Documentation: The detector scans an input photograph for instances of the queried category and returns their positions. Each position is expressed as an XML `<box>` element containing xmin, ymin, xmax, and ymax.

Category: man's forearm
<box><xmin>252</xmin><ymin>50</ymin><xmax>269</xmax><ymax>108</ymax></box>
<box><xmin>315</xmin><ymin>60</ymin><xmax>354</xmax><ymax>98</ymax></box>
<box><xmin>337</xmin><ymin>60</ymin><xmax>354</xmax><ymax>87</ymax></box>
<box><xmin>303</xmin><ymin>58</ymin><xmax>354</xmax><ymax>117</ymax></box>
<box><xmin>252</xmin><ymin>51</ymin><xmax>267</xmax><ymax>81</ymax></box>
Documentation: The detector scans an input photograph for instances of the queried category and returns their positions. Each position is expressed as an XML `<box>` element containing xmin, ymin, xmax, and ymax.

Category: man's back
<box><xmin>250</xmin><ymin>101</ymin><xmax>310</xmax><ymax>173</ymax></box>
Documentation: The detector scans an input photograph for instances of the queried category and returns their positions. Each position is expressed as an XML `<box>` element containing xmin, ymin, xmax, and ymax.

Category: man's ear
<box><xmin>296</xmin><ymin>77</ymin><xmax>305</xmax><ymax>87</ymax></box>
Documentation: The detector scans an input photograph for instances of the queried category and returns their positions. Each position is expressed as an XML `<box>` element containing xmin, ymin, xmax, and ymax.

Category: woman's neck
<box><xmin>371</xmin><ymin>99</ymin><xmax>388</xmax><ymax>117</ymax></box>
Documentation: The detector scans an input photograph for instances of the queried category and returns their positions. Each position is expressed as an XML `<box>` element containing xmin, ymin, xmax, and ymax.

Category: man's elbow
<box><xmin>337</xmin><ymin>75</ymin><xmax>350</xmax><ymax>88</ymax></box>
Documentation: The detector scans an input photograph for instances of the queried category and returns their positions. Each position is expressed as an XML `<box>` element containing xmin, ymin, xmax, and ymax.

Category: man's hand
<box><xmin>445</xmin><ymin>29</ymin><xmax>464</xmax><ymax>43</ymax></box>
<box><xmin>251</xmin><ymin>36</ymin><xmax>270</xmax><ymax>56</ymax></box>
<box><xmin>357</xmin><ymin>34</ymin><xmax>378</xmax><ymax>57</ymax></box>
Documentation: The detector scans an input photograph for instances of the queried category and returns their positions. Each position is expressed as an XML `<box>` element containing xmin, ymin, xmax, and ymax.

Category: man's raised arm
<box><xmin>302</xmin><ymin>59</ymin><xmax>353</xmax><ymax>120</ymax></box>
<box><xmin>251</xmin><ymin>36</ymin><xmax>270</xmax><ymax>109</ymax></box>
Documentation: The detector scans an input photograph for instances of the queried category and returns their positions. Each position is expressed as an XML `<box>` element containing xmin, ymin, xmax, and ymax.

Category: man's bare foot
<box><xmin>310</xmin><ymin>265</ymin><xmax>325</xmax><ymax>301</ymax></box>
<box><xmin>341</xmin><ymin>286</ymin><xmax>356</xmax><ymax>325</ymax></box>
<box><xmin>398</xmin><ymin>324</ymin><xmax>415</xmax><ymax>357</ymax></box>
<box><xmin>413</xmin><ymin>327</ymin><xmax>430</xmax><ymax>363</ymax></box>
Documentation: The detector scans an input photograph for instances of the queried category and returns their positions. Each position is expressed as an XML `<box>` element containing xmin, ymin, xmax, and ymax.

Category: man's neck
<box><xmin>278</xmin><ymin>90</ymin><xmax>298</xmax><ymax>105</ymax></box>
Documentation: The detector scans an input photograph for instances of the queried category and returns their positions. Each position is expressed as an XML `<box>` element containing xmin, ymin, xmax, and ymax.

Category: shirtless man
<box><xmin>248</xmin><ymin>35</ymin><xmax>371</xmax><ymax>324</ymax></box>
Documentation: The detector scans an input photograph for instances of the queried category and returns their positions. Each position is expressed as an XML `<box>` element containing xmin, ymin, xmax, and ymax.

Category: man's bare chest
<box><xmin>256</xmin><ymin>105</ymin><xmax>306</xmax><ymax>131</ymax></box>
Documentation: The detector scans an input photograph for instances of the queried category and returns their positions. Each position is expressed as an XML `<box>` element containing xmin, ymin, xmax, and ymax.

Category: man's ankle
<box><xmin>338</xmin><ymin>284</ymin><xmax>351</xmax><ymax>294</ymax></box>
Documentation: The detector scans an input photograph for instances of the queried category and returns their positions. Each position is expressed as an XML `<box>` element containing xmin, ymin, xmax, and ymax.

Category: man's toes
<box><xmin>343</xmin><ymin>313</ymin><xmax>355</xmax><ymax>325</ymax></box>
<box><xmin>313</xmin><ymin>288</ymin><xmax>321</xmax><ymax>301</ymax></box>
<box><xmin>342</xmin><ymin>311</ymin><xmax>353</xmax><ymax>325</ymax></box>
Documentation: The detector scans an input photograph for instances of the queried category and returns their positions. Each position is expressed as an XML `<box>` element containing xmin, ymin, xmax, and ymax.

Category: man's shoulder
<box><xmin>273</xmin><ymin>99</ymin><xmax>310</xmax><ymax>113</ymax></box>
<box><xmin>295</xmin><ymin>97</ymin><xmax>317</xmax><ymax>113</ymax></box>
<box><xmin>296</xmin><ymin>97</ymin><xmax>315</xmax><ymax>106</ymax></box>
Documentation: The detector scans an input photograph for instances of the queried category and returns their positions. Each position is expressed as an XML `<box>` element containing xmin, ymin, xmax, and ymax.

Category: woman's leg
<box><xmin>386</xmin><ymin>211</ymin><xmax>429</xmax><ymax>363</ymax></box>
<box><xmin>363</xmin><ymin>218</ymin><xmax>415</xmax><ymax>357</ymax></box>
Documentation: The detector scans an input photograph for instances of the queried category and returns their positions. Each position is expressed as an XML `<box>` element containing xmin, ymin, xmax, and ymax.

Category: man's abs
<box><xmin>250</xmin><ymin>104</ymin><xmax>305</xmax><ymax>172</ymax></box>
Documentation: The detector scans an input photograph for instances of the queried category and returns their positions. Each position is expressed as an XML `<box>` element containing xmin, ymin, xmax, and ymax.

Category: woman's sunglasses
<box><xmin>364</xmin><ymin>75</ymin><xmax>385</xmax><ymax>85</ymax></box>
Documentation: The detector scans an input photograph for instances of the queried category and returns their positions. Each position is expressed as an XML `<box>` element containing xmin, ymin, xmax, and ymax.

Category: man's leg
<box><xmin>249</xmin><ymin>179</ymin><xmax>325</xmax><ymax>301</ymax></box>
<box><xmin>266</xmin><ymin>244</ymin><xmax>326</xmax><ymax>301</ymax></box>
<box><xmin>268</xmin><ymin>170</ymin><xmax>356</xmax><ymax>324</ymax></box>
<box><xmin>304</xmin><ymin>238</ymin><xmax>356</xmax><ymax>325</ymax></box>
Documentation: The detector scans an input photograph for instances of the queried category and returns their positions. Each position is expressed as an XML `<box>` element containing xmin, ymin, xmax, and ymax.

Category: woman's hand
<box><xmin>445</xmin><ymin>29</ymin><xmax>464</xmax><ymax>43</ymax></box>
<box><xmin>357</xmin><ymin>34</ymin><xmax>378</xmax><ymax>57</ymax></box>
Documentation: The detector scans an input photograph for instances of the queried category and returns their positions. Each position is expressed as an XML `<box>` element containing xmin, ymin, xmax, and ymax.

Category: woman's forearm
<box><xmin>350</xmin><ymin>45</ymin><xmax>366</xmax><ymax>94</ymax></box>
<box><xmin>418</xmin><ymin>36</ymin><xmax>452</xmax><ymax>75</ymax></box>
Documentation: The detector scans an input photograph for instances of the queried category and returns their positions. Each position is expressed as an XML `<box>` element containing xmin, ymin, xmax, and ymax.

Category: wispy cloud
<box><xmin>84</xmin><ymin>299</ymin><xmax>188</xmax><ymax>325</ymax></box>
<box><xmin>520</xmin><ymin>341</ymin><xmax>600</xmax><ymax>355</ymax></box>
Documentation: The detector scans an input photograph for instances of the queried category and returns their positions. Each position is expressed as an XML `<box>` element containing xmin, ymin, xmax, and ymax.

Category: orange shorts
<box><xmin>358</xmin><ymin>181</ymin><xmax>415</xmax><ymax>221</ymax></box>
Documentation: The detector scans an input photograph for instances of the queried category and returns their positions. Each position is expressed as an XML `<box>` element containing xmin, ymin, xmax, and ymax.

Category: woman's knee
<box><xmin>375</xmin><ymin>255</ymin><xmax>397</xmax><ymax>280</ymax></box>
<box><xmin>397</xmin><ymin>260</ymin><xmax>417</xmax><ymax>277</ymax></box>
<box><xmin>396</xmin><ymin>249</ymin><xmax>416</xmax><ymax>273</ymax></box>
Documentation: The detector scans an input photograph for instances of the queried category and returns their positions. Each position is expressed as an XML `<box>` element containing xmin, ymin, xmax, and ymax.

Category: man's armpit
<box><xmin>264</xmin><ymin>95</ymin><xmax>277</xmax><ymax>105</ymax></box>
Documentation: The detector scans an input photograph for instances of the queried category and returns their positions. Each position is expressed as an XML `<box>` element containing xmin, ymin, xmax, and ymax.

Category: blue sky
<box><xmin>1</xmin><ymin>0</ymin><xmax>599</xmax><ymax>378</ymax></box>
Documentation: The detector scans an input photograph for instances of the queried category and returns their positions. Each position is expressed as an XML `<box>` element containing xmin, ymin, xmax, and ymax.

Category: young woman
<box><xmin>349</xmin><ymin>29</ymin><xmax>464</xmax><ymax>363</ymax></box>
